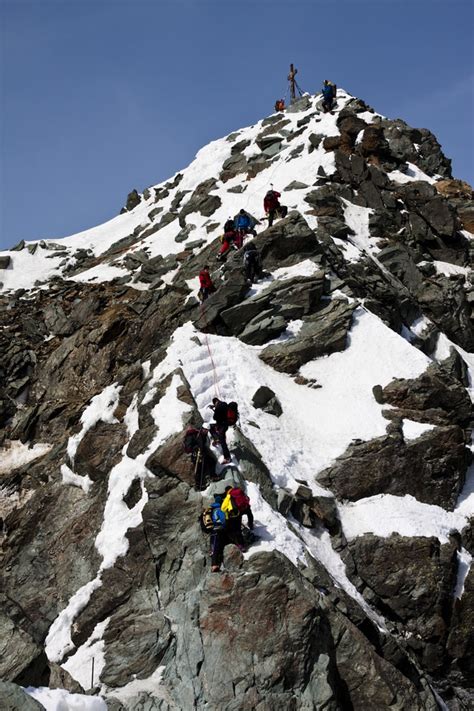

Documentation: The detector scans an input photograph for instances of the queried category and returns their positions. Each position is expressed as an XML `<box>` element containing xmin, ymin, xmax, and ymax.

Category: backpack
<box><xmin>200</xmin><ymin>503</ymin><xmax>226</xmax><ymax>533</ymax></box>
<box><xmin>213</xmin><ymin>400</ymin><xmax>229</xmax><ymax>426</ymax></box>
<box><xmin>229</xmin><ymin>487</ymin><xmax>250</xmax><ymax>513</ymax></box>
<box><xmin>264</xmin><ymin>191</ymin><xmax>279</xmax><ymax>212</ymax></box>
<box><xmin>200</xmin><ymin>507</ymin><xmax>214</xmax><ymax>533</ymax></box>
<box><xmin>227</xmin><ymin>402</ymin><xmax>239</xmax><ymax>426</ymax></box>
<box><xmin>221</xmin><ymin>492</ymin><xmax>240</xmax><ymax>519</ymax></box>
<box><xmin>183</xmin><ymin>427</ymin><xmax>201</xmax><ymax>454</ymax></box>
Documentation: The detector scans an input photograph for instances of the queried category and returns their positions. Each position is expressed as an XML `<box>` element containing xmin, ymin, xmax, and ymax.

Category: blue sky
<box><xmin>1</xmin><ymin>0</ymin><xmax>473</xmax><ymax>250</ymax></box>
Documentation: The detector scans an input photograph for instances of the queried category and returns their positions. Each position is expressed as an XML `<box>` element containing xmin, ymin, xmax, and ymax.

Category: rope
<box><xmin>199</xmin><ymin>298</ymin><xmax>221</xmax><ymax>400</ymax></box>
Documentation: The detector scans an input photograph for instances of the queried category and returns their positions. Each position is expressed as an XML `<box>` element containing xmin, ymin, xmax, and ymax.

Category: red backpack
<box><xmin>230</xmin><ymin>487</ymin><xmax>250</xmax><ymax>512</ymax></box>
<box><xmin>264</xmin><ymin>191</ymin><xmax>280</xmax><ymax>212</ymax></box>
<box><xmin>227</xmin><ymin>402</ymin><xmax>239</xmax><ymax>426</ymax></box>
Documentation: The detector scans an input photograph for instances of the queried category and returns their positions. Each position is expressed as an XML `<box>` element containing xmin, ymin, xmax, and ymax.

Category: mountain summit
<box><xmin>0</xmin><ymin>89</ymin><xmax>473</xmax><ymax>710</ymax></box>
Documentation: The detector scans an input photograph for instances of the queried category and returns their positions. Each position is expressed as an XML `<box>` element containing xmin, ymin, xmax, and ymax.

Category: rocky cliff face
<box><xmin>0</xmin><ymin>89</ymin><xmax>473</xmax><ymax>710</ymax></box>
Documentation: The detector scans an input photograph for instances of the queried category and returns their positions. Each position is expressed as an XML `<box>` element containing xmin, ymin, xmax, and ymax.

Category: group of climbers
<box><xmin>197</xmin><ymin>186</ymin><xmax>288</xmax><ymax>301</ymax></box>
<box><xmin>201</xmin><ymin>486</ymin><xmax>254</xmax><ymax>572</ymax></box>
<box><xmin>189</xmin><ymin>111</ymin><xmax>299</xmax><ymax>571</ymax></box>
<box><xmin>184</xmin><ymin>396</ymin><xmax>255</xmax><ymax>572</ymax></box>
<box><xmin>217</xmin><ymin>209</ymin><xmax>257</xmax><ymax>262</ymax></box>
<box><xmin>188</xmin><ymin>74</ymin><xmax>341</xmax><ymax>574</ymax></box>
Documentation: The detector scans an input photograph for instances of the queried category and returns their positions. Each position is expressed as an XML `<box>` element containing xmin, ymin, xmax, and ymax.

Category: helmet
<box><xmin>239</xmin><ymin>209</ymin><xmax>245</xmax><ymax>214</ymax></box>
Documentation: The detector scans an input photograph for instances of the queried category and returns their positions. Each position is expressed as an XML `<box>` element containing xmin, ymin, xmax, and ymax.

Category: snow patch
<box><xmin>402</xmin><ymin>419</ymin><xmax>435</xmax><ymax>441</ymax></box>
<box><xmin>454</xmin><ymin>548</ymin><xmax>472</xmax><ymax>599</ymax></box>
<box><xmin>243</xmin><ymin>482</ymin><xmax>306</xmax><ymax>567</ymax></box>
<box><xmin>105</xmin><ymin>665</ymin><xmax>166</xmax><ymax>703</ymax></box>
<box><xmin>25</xmin><ymin>687</ymin><xmax>106</xmax><ymax>711</ymax></box>
<box><xmin>61</xmin><ymin>464</ymin><xmax>93</xmax><ymax>494</ymax></box>
<box><xmin>45</xmin><ymin>578</ymin><xmax>103</xmax><ymax>663</ymax></box>
<box><xmin>388</xmin><ymin>163</ymin><xmax>436</xmax><ymax>184</ymax></box>
<box><xmin>63</xmin><ymin>619</ymin><xmax>110</xmax><ymax>691</ymax></box>
<box><xmin>0</xmin><ymin>440</ymin><xmax>52</xmax><ymax>474</ymax></box>
<box><xmin>339</xmin><ymin>493</ymin><xmax>468</xmax><ymax>544</ymax></box>
<box><xmin>67</xmin><ymin>384</ymin><xmax>122</xmax><ymax>462</ymax></box>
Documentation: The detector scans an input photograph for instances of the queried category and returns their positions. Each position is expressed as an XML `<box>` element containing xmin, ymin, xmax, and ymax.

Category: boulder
<box><xmin>260</xmin><ymin>299</ymin><xmax>355</xmax><ymax>373</ymax></box>
<box><xmin>0</xmin><ymin>256</ymin><xmax>11</xmax><ymax>269</ymax></box>
<box><xmin>193</xmin><ymin>270</ymin><xmax>250</xmax><ymax>332</ymax></box>
<box><xmin>286</xmin><ymin>96</ymin><xmax>311</xmax><ymax>113</ymax></box>
<box><xmin>318</xmin><ymin>425</ymin><xmax>468</xmax><ymax>508</ymax></box>
<box><xmin>180</xmin><ymin>178</ymin><xmax>222</xmax><ymax>220</ymax></box>
<box><xmin>123</xmin><ymin>189</ymin><xmax>141</xmax><ymax>212</ymax></box>
<box><xmin>220</xmin><ymin>273</ymin><xmax>325</xmax><ymax>337</ymax></box>
<box><xmin>251</xmin><ymin>385</ymin><xmax>283</xmax><ymax>417</ymax></box>
<box><xmin>381</xmin><ymin>363</ymin><xmax>472</xmax><ymax>427</ymax></box>
<box><xmin>239</xmin><ymin>312</ymin><xmax>287</xmax><ymax>345</ymax></box>
<box><xmin>305</xmin><ymin>187</ymin><xmax>344</xmax><ymax>217</ymax></box>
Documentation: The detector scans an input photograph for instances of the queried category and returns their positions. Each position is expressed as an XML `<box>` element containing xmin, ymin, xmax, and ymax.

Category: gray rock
<box><xmin>123</xmin><ymin>189</ymin><xmax>141</xmax><ymax>212</ymax></box>
<box><xmin>0</xmin><ymin>255</ymin><xmax>11</xmax><ymax>269</ymax></box>
<box><xmin>0</xmin><ymin>610</ymin><xmax>46</xmax><ymax>685</ymax></box>
<box><xmin>193</xmin><ymin>270</ymin><xmax>250</xmax><ymax>332</ymax></box>
<box><xmin>221</xmin><ymin>273</ymin><xmax>325</xmax><ymax>337</ymax></box>
<box><xmin>286</xmin><ymin>96</ymin><xmax>311</xmax><ymax>113</ymax></box>
<box><xmin>319</xmin><ymin>424</ymin><xmax>468</xmax><ymax>508</ymax></box>
<box><xmin>0</xmin><ymin>683</ymin><xmax>45</xmax><ymax>710</ymax></box>
<box><xmin>346</xmin><ymin>533</ymin><xmax>459</xmax><ymax>673</ymax></box>
<box><xmin>260</xmin><ymin>299</ymin><xmax>355</xmax><ymax>373</ymax></box>
<box><xmin>251</xmin><ymin>386</ymin><xmax>283</xmax><ymax>417</ymax></box>
<box><xmin>239</xmin><ymin>312</ymin><xmax>287</xmax><ymax>346</ymax></box>
<box><xmin>257</xmin><ymin>211</ymin><xmax>323</xmax><ymax>268</ymax></box>
<box><xmin>284</xmin><ymin>180</ymin><xmax>309</xmax><ymax>190</ymax></box>
<box><xmin>11</xmin><ymin>240</ymin><xmax>26</xmax><ymax>251</ymax></box>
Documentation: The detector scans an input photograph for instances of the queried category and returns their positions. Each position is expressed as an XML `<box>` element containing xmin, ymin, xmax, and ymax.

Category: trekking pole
<box><xmin>199</xmin><ymin>451</ymin><xmax>206</xmax><ymax>490</ymax></box>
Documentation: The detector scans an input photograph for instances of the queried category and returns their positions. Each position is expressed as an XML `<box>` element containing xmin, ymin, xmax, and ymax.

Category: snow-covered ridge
<box><xmin>1</xmin><ymin>89</ymin><xmax>371</xmax><ymax>292</ymax></box>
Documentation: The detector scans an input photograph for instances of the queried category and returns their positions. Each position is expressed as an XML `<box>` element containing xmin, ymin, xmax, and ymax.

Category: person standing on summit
<box><xmin>321</xmin><ymin>80</ymin><xmax>337</xmax><ymax>112</ymax></box>
<box><xmin>264</xmin><ymin>185</ymin><xmax>287</xmax><ymax>227</ymax></box>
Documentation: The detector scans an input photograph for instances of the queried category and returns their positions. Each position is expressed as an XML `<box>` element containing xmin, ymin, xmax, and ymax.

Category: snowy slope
<box><xmin>0</xmin><ymin>90</ymin><xmax>375</xmax><ymax>291</ymax></box>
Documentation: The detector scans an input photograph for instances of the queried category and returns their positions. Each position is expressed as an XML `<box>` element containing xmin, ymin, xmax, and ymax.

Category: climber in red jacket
<box><xmin>264</xmin><ymin>185</ymin><xmax>288</xmax><ymax>227</ymax></box>
<box><xmin>198</xmin><ymin>266</ymin><xmax>216</xmax><ymax>301</ymax></box>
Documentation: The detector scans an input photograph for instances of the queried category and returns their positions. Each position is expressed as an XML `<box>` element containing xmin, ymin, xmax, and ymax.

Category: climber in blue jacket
<box><xmin>321</xmin><ymin>80</ymin><xmax>337</xmax><ymax>112</ymax></box>
<box><xmin>235</xmin><ymin>209</ymin><xmax>257</xmax><ymax>237</ymax></box>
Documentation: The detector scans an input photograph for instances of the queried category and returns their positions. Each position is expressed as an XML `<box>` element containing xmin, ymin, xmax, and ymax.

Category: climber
<box><xmin>206</xmin><ymin>488</ymin><xmax>252</xmax><ymax>572</ymax></box>
<box><xmin>235</xmin><ymin>209</ymin><xmax>257</xmax><ymax>239</ymax></box>
<box><xmin>209</xmin><ymin>508</ymin><xmax>246</xmax><ymax>572</ymax></box>
<box><xmin>274</xmin><ymin>98</ymin><xmax>285</xmax><ymax>112</ymax></box>
<box><xmin>209</xmin><ymin>398</ymin><xmax>239</xmax><ymax>464</ymax></box>
<box><xmin>198</xmin><ymin>265</ymin><xmax>216</xmax><ymax>301</ymax></box>
<box><xmin>209</xmin><ymin>486</ymin><xmax>254</xmax><ymax>571</ymax></box>
<box><xmin>321</xmin><ymin>80</ymin><xmax>337</xmax><ymax>113</ymax></box>
<box><xmin>264</xmin><ymin>185</ymin><xmax>288</xmax><ymax>227</ymax></box>
<box><xmin>217</xmin><ymin>218</ymin><xmax>239</xmax><ymax>261</ymax></box>
<box><xmin>183</xmin><ymin>426</ymin><xmax>217</xmax><ymax>490</ymax></box>
<box><xmin>223</xmin><ymin>217</ymin><xmax>236</xmax><ymax>233</ymax></box>
<box><xmin>243</xmin><ymin>242</ymin><xmax>263</xmax><ymax>284</ymax></box>
<box><xmin>222</xmin><ymin>485</ymin><xmax>254</xmax><ymax>531</ymax></box>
